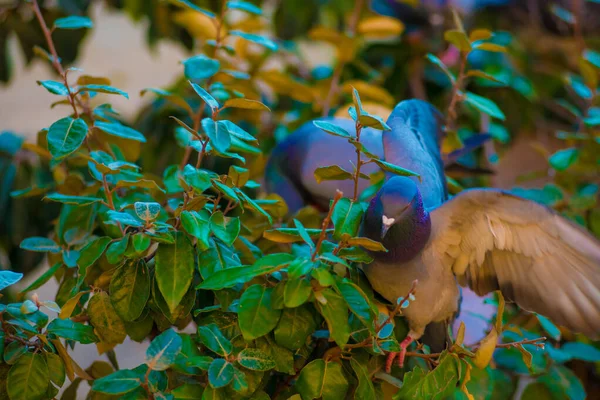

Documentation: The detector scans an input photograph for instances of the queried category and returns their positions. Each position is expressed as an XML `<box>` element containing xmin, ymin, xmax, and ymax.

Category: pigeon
<box><xmin>266</xmin><ymin>99</ymin><xmax>492</xmax><ymax>351</ymax></box>
<box><xmin>266</xmin><ymin>99</ymin><xmax>492</xmax><ymax>214</ymax></box>
<box><xmin>362</xmin><ymin>175</ymin><xmax>600</xmax><ymax>369</ymax></box>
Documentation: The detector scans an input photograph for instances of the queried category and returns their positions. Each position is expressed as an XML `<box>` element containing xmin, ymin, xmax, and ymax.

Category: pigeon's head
<box><xmin>376</xmin><ymin>176</ymin><xmax>420</xmax><ymax>238</ymax></box>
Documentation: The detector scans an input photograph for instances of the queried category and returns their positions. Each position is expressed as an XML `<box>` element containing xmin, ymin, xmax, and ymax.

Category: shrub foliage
<box><xmin>0</xmin><ymin>0</ymin><xmax>599</xmax><ymax>399</ymax></box>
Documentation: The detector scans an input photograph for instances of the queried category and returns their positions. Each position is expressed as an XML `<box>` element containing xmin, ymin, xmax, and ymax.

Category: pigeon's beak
<box><xmin>381</xmin><ymin>215</ymin><xmax>395</xmax><ymax>238</ymax></box>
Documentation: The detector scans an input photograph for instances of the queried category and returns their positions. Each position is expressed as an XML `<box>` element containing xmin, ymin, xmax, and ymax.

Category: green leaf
<box><xmin>53</xmin><ymin>16</ymin><xmax>93</xmax><ymax>29</ymax></box>
<box><xmin>274</xmin><ymin>306</ymin><xmax>317</xmax><ymax>350</ymax></box>
<box><xmin>350</xmin><ymin>359</ymin><xmax>376</xmax><ymax>400</ymax></box>
<box><xmin>168</xmin><ymin>0</ymin><xmax>216</xmax><ymax>17</ymax></box>
<box><xmin>208</xmin><ymin>359</ymin><xmax>234</xmax><ymax>388</ymax></box>
<box><xmin>182</xmin><ymin>165</ymin><xmax>213</xmax><ymax>193</ymax></box>
<box><xmin>444</xmin><ymin>29</ymin><xmax>471</xmax><ymax>51</ymax></box>
<box><xmin>561</xmin><ymin>342</ymin><xmax>600</xmax><ymax>362</ymax></box>
<box><xmin>394</xmin><ymin>352</ymin><xmax>459</xmax><ymax>399</ymax></box>
<box><xmin>539</xmin><ymin>365</ymin><xmax>585</xmax><ymax>400</ymax></box>
<box><xmin>0</xmin><ymin>271</ymin><xmax>23</xmax><ymax>291</ymax></box>
<box><xmin>106</xmin><ymin>210</ymin><xmax>143</xmax><ymax>227</ymax></box>
<box><xmin>134</xmin><ymin>201</ymin><xmax>161</xmax><ymax>222</ymax></box>
<box><xmin>583</xmin><ymin>49</ymin><xmax>600</xmax><ymax>69</ymax></box>
<box><xmin>88</xmin><ymin>292</ymin><xmax>127</xmax><ymax>345</ymax></box>
<box><xmin>202</xmin><ymin>118</ymin><xmax>231</xmax><ymax>153</ymax></box>
<box><xmin>425</xmin><ymin>53</ymin><xmax>455</xmax><ymax>83</ymax></box>
<box><xmin>171</xmin><ymin>384</ymin><xmax>205</xmax><ymax>399</ymax></box>
<box><xmin>155</xmin><ymin>232</ymin><xmax>195</xmax><ymax>314</ymax></box>
<box><xmin>20</xmin><ymin>237</ymin><xmax>61</xmax><ymax>253</ymax></box>
<box><xmin>332</xmin><ymin>198</ymin><xmax>364</xmax><ymax>240</ymax></box>
<box><xmin>314</xmin><ymin>165</ymin><xmax>353</xmax><ymax>184</ymax></box>
<box><xmin>549</xmin><ymin>148</ymin><xmax>579</xmax><ymax>171</ymax></box>
<box><xmin>146</xmin><ymin>329</ymin><xmax>183</xmax><ymax>371</ymax></box>
<box><xmin>141</xmin><ymin>88</ymin><xmax>193</xmax><ymax>114</ymax></box>
<box><xmin>463</xmin><ymin>92</ymin><xmax>506</xmax><ymax>120</ymax></box>
<box><xmin>197</xmin><ymin>253</ymin><xmax>294</xmax><ymax>290</ymax></box>
<box><xmin>372</xmin><ymin>159</ymin><xmax>420</xmax><ymax>179</ymax></box>
<box><xmin>316</xmin><ymin>288</ymin><xmax>351</xmax><ymax>346</ymax></box>
<box><xmin>237</xmin><ymin>348</ymin><xmax>275</xmax><ymax>371</ymax></box>
<box><xmin>91</xmin><ymin>369</ymin><xmax>143</xmax><ymax>395</ymax></box>
<box><xmin>95</xmin><ymin>121</ymin><xmax>146</xmax><ymax>143</ymax></box>
<box><xmin>20</xmin><ymin>263</ymin><xmax>61</xmax><ymax>293</ymax></box>
<box><xmin>230</xmin><ymin>31</ymin><xmax>278</xmax><ymax>51</ymax></box>
<box><xmin>183</xmin><ymin>55</ymin><xmax>220</xmax><ymax>81</ymax></box>
<box><xmin>550</xmin><ymin>4</ymin><xmax>575</xmax><ymax>24</ymax></box>
<box><xmin>44</xmin><ymin>193</ymin><xmax>101</xmax><ymax>205</ymax></box>
<box><xmin>231</xmin><ymin>367</ymin><xmax>249</xmax><ymax>393</ymax></box>
<box><xmin>110</xmin><ymin>259</ymin><xmax>150</xmax><ymax>321</ymax></box>
<box><xmin>336</xmin><ymin>280</ymin><xmax>376</xmax><ymax>331</ymax></box>
<box><xmin>210</xmin><ymin>212</ymin><xmax>240</xmax><ymax>246</ymax></box>
<box><xmin>536</xmin><ymin>314</ymin><xmax>561</xmax><ymax>341</ymax></box>
<box><xmin>346</xmin><ymin>237</ymin><xmax>387</xmax><ymax>252</ymax></box>
<box><xmin>197</xmin><ymin>324</ymin><xmax>233</xmax><ymax>357</ymax></box>
<box><xmin>227</xmin><ymin>1</ymin><xmax>262</xmax><ymax>14</ymax></box>
<box><xmin>473</xmin><ymin>42</ymin><xmax>507</xmax><ymax>53</ymax></box>
<box><xmin>106</xmin><ymin>234</ymin><xmax>129</xmax><ymax>264</ymax></box>
<box><xmin>77</xmin><ymin>236</ymin><xmax>111</xmax><ymax>271</ymax></box>
<box><xmin>180</xmin><ymin>211</ymin><xmax>211</xmax><ymax>249</ymax></box>
<box><xmin>197</xmin><ymin>239</ymin><xmax>241</xmax><ymax>279</ymax></box>
<box><xmin>7</xmin><ymin>353</ymin><xmax>49</xmax><ymax>400</ymax></box>
<box><xmin>37</xmin><ymin>80</ymin><xmax>69</xmax><ymax>95</ymax></box>
<box><xmin>47</xmin><ymin>117</ymin><xmax>88</xmax><ymax>161</ymax></box>
<box><xmin>190</xmin><ymin>82</ymin><xmax>219</xmax><ymax>110</ymax></box>
<box><xmin>223</xmin><ymin>98</ymin><xmax>270</xmax><ymax>111</ymax></box>
<box><xmin>185</xmin><ymin>355</ymin><xmax>214</xmax><ymax>370</ymax></box>
<box><xmin>4</xmin><ymin>342</ymin><xmax>26</xmax><ymax>364</ymax></box>
<box><xmin>293</xmin><ymin>219</ymin><xmax>314</xmax><ymax>249</ymax></box>
<box><xmin>219</xmin><ymin>121</ymin><xmax>257</xmax><ymax>142</ymax></box>
<box><xmin>238</xmin><ymin>285</ymin><xmax>281</xmax><ymax>340</ymax></box>
<box><xmin>313</xmin><ymin>120</ymin><xmax>352</xmax><ymax>138</ymax></box>
<box><xmin>78</xmin><ymin>84</ymin><xmax>128</xmax><ymax>98</ymax></box>
<box><xmin>46</xmin><ymin>352</ymin><xmax>65</xmax><ymax>388</ymax></box>
<box><xmin>359</xmin><ymin>112</ymin><xmax>391</xmax><ymax>130</ymax></box>
<box><xmin>295</xmin><ymin>359</ymin><xmax>349</xmax><ymax>400</ymax></box>
<box><xmin>47</xmin><ymin>318</ymin><xmax>98</xmax><ymax>344</ymax></box>
<box><xmin>284</xmin><ymin>278</ymin><xmax>312</xmax><ymax>308</ymax></box>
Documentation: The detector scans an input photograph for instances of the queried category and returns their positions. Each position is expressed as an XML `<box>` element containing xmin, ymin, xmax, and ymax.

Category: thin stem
<box><xmin>375</xmin><ymin>280</ymin><xmax>418</xmax><ymax>335</ymax></box>
<box><xmin>321</xmin><ymin>0</ymin><xmax>364</xmax><ymax>116</ymax></box>
<box><xmin>352</xmin><ymin>122</ymin><xmax>363</xmax><ymax>201</ymax></box>
<box><xmin>572</xmin><ymin>0</ymin><xmax>585</xmax><ymax>53</ymax></box>
<box><xmin>312</xmin><ymin>190</ymin><xmax>343</xmax><ymax>261</ymax></box>
<box><xmin>180</xmin><ymin>1</ymin><xmax>228</xmax><ymax>169</ymax></box>
<box><xmin>446</xmin><ymin>52</ymin><xmax>468</xmax><ymax>132</ymax></box>
<box><xmin>31</xmin><ymin>0</ymin><xmax>79</xmax><ymax>118</ymax></box>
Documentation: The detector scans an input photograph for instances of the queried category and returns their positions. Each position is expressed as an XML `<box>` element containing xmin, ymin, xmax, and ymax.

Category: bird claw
<box><xmin>385</xmin><ymin>336</ymin><xmax>414</xmax><ymax>373</ymax></box>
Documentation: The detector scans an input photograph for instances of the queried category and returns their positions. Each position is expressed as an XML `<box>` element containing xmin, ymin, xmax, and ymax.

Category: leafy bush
<box><xmin>0</xmin><ymin>0</ymin><xmax>599</xmax><ymax>399</ymax></box>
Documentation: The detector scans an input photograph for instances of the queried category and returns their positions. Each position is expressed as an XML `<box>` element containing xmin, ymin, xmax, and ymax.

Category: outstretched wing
<box><xmin>429</xmin><ymin>189</ymin><xmax>600</xmax><ymax>338</ymax></box>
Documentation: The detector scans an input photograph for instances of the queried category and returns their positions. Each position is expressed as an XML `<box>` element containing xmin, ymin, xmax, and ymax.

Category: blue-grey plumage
<box><xmin>363</xmin><ymin>177</ymin><xmax>600</xmax><ymax>369</ymax></box>
<box><xmin>265</xmin><ymin>99</ymin><xmax>447</xmax><ymax>213</ymax></box>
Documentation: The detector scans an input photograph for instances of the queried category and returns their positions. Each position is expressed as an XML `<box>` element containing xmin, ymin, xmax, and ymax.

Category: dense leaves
<box><xmin>2</xmin><ymin>0</ymin><xmax>599</xmax><ymax>399</ymax></box>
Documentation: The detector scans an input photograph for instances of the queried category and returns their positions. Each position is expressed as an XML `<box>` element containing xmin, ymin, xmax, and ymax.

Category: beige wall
<box><xmin>1</xmin><ymin>3</ymin><xmax>186</xmax><ymax>139</ymax></box>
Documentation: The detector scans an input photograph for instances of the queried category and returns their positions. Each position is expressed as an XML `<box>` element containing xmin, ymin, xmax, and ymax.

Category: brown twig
<box><xmin>31</xmin><ymin>0</ymin><xmax>79</xmax><ymax>119</ymax></box>
<box><xmin>321</xmin><ymin>0</ymin><xmax>364</xmax><ymax>116</ymax></box>
<box><xmin>311</xmin><ymin>190</ymin><xmax>343</xmax><ymax>261</ymax></box>
<box><xmin>352</xmin><ymin>122</ymin><xmax>363</xmax><ymax>201</ymax></box>
<box><xmin>446</xmin><ymin>52</ymin><xmax>467</xmax><ymax>132</ymax></box>
<box><xmin>181</xmin><ymin>0</ymin><xmax>229</xmax><ymax>169</ymax></box>
<box><xmin>375</xmin><ymin>280</ymin><xmax>418</xmax><ymax>335</ymax></box>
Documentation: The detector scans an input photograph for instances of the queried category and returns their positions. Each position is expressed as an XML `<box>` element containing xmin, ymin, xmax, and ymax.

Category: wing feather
<box><xmin>429</xmin><ymin>189</ymin><xmax>600</xmax><ymax>338</ymax></box>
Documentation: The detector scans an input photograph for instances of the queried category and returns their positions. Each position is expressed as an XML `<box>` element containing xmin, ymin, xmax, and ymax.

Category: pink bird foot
<box><xmin>385</xmin><ymin>335</ymin><xmax>414</xmax><ymax>373</ymax></box>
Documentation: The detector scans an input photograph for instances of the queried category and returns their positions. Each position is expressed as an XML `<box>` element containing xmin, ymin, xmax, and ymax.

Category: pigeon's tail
<box><xmin>443</xmin><ymin>134</ymin><xmax>492</xmax><ymax>167</ymax></box>
<box><xmin>264</xmin><ymin>139</ymin><xmax>306</xmax><ymax>215</ymax></box>
<box><xmin>421</xmin><ymin>320</ymin><xmax>453</xmax><ymax>353</ymax></box>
